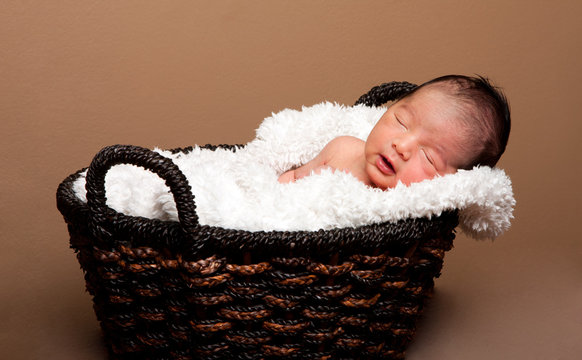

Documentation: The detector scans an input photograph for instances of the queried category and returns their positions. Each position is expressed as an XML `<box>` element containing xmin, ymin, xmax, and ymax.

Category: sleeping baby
<box><xmin>278</xmin><ymin>75</ymin><xmax>511</xmax><ymax>189</ymax></box>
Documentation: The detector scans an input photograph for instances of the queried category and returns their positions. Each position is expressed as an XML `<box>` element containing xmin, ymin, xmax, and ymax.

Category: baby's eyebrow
<box><xmin>397</xmin><ymin>103</ymin><xmax>414</xmax><ymax>121</ymax></box>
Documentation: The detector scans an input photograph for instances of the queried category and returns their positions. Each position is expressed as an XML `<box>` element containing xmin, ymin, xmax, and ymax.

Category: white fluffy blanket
<box><xmin>73</xmin><ymin>103</ymin><xmax>515</xmax><ymax>239</ymax></box>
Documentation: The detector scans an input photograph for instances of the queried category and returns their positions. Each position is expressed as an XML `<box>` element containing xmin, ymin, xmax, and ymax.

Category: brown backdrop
<box><xmin>1</xmin><ymin>1</ymin><xmax>581</xmax><ymax>359</ymax></box>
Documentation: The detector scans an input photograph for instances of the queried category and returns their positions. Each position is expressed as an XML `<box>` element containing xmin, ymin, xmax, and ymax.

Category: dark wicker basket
<box><xmin>57</xmin><ymin>82</ymin><xmax>459</xmax><ymax>360</ymax></box>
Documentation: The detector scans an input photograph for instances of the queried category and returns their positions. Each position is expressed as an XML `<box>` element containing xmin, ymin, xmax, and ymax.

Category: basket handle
<box><xmin>85</xmin><ymin>144</ymin><xmax>199</xmax><ymax>238</ymax></box>
<box><xmin>354</xmin><ymin>81</ymin><xmax>418</xmax><ymax>107</ymax></box>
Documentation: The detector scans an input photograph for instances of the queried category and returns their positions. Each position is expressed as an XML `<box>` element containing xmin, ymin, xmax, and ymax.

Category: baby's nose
<box><xmin>393</xmin><ymin>136</ymin><xmax>414</xmax><ymax>160</ymax></box>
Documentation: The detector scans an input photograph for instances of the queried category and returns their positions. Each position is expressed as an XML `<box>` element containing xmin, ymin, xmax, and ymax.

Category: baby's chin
<box><xmin>365</xmin><ymin>165</ymin><xmax>396</xmax><ymax>190</ymax></box>
<box><xmin>367</xmin><ymin>167</ymin><xmax>429</xmax><ymax>189</ymax></box>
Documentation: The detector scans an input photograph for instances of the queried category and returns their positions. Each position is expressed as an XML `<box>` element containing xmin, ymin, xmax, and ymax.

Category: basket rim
<box><xmin>56</xmin><ymin>145</ymin><xmax>458</xmax><ymax>256</ymax></box>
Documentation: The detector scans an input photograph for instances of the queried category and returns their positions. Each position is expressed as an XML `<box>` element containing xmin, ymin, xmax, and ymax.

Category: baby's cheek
<box><xmin>401</xmin><ymin>165</ymin><xmax>435</xmax><ymax>185</ymax></box>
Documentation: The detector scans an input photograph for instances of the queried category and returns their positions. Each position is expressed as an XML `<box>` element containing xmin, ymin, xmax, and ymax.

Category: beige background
<box><xmin>1</xmin><ymin>1</ymin><xmax>581</xmax><ymax>359</ymax></box>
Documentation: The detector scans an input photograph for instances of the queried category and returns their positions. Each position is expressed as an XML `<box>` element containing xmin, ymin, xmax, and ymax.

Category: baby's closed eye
<box><xmin>422</xmin><ymin>149</ymin><xmax>434</xmax><ymax>165</ymax></box>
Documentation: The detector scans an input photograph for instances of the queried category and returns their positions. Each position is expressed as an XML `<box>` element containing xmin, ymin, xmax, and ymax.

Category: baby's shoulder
<box><xmin>327</xmin><ymin>136</ymin><xmax>364</xmax><ymax>148</ymax></box>
<box><xmin>322</xmin><ymin>136</ymin><xmax>365</xmax><ymax>160</ymax></box>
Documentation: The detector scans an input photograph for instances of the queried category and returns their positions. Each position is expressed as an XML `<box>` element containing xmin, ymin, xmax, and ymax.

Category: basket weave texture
<box><xmin>57</xmin><ymin>82</ymin><xmax>458</xmax><ymax>360</ymax></box>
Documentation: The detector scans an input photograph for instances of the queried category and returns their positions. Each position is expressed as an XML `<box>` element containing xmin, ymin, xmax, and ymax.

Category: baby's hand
<box><xmin>278</xmin><ymin>170</ymin><xmax>296</xmax><ymax>183</ymax></box>
<box><xmin>278</xmin><ymin>165</ymin><xmax>333</xmax><ymax>183</ymax></box>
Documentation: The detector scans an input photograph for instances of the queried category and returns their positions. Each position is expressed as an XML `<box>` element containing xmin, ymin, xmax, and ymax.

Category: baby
<box><xmin>278</xmin><ymin>75</ymin><xmax>511</xmax><ymax>189</ymax></box>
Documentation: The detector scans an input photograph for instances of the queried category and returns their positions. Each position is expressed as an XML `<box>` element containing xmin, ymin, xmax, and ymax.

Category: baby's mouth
<box><xmin>376</xmin><ymin>155</ymin><xmax>395</xmax><ymax>175</ymax></box>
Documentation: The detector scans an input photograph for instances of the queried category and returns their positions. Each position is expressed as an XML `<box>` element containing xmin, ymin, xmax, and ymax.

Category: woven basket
<box><xmin>57</xmin><ymin>82</ymin><xmax>459</xmax><ymax>360</ymax></box>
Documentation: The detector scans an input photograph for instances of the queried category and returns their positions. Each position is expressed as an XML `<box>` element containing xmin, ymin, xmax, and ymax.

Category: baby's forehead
<box><xmin>409</xmin><ymin>87</ymin><xmax>477</xmax><ymax>124</ymax></box>
<box><xmin>400</xmin><ymin>90</ymin><xmax>474</xmax><ymax>140</ymax></box>
<box><xmin>398</xmin><ymin>88</ymin><xmax>463</xmax><ymax>121</ymax></box>
<box><xmin>406</xmin><ymin>83</ymin><xmax>458</xmax><ymax>102</ymax></box>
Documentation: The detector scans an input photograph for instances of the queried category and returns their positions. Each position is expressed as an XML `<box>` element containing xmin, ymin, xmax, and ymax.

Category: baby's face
<box><xmin>364</xmin><ymin>87</ymin><xmax>471</xmax><ymax>189</ymax></box>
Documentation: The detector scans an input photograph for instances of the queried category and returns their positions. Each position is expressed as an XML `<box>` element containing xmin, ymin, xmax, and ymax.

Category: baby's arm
<box><xmin>278</xmin><ymin>136</ymin><xmax>354</xmax><ymax>183</ymax></box>
<box><xmin>278</xmin><ymin>150</ymin><xmax>331</xmax><ymax>183</ymax></box>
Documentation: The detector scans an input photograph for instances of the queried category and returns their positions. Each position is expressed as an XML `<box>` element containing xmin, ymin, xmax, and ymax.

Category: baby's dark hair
<box><xmin>403</xmin><ymin>74</ymin><xmax>511</xmax><ymax>168</ymax></box>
